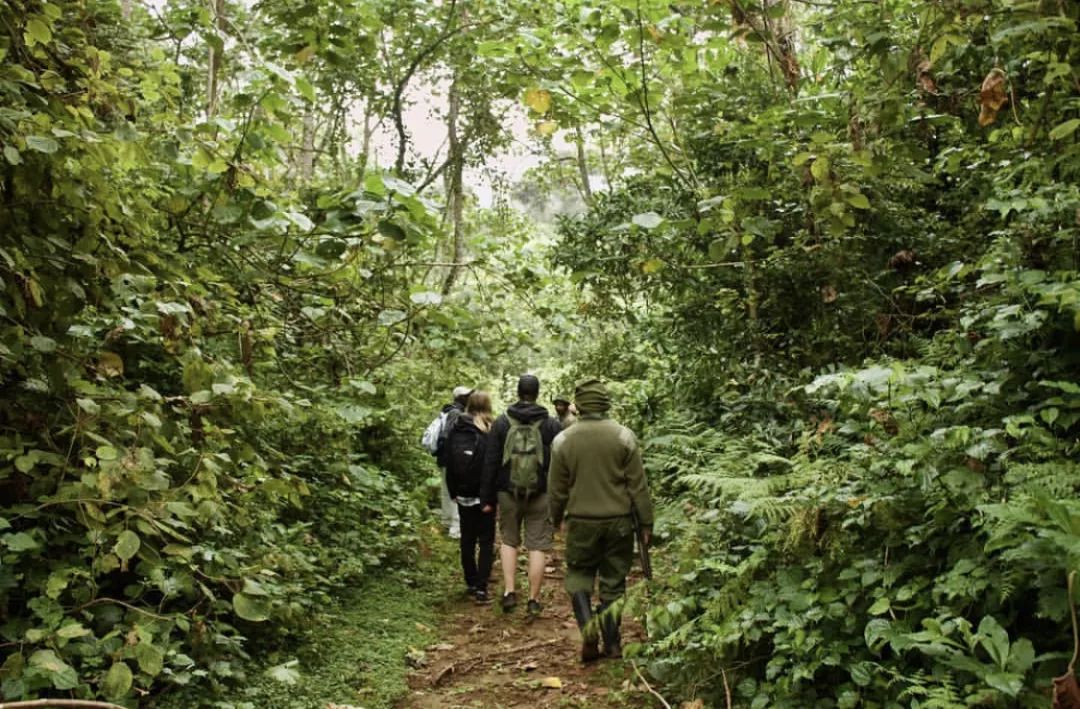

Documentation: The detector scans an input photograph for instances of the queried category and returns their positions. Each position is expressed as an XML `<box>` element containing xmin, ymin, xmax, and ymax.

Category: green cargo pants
<box><xmin>564</xmin><ymin>516</ymin><xmax>635</xmax><ymax>602</ymax></box>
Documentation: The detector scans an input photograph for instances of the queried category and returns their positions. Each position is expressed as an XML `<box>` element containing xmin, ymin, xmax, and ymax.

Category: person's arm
<box><xmin>624</xmin><ymin>432</ymin><xmax>654</xmax><ymax>529</ymax></box>
<box><xmin>445</xmin><ymin>464</ymin><xmax>459</xmax><ymax>501</ymax></box>
<box><xmin>541</xmin><ymin>417</ymin><xmax>562</xmax><ymax>470</ymax></box>
<box><xmin>547</xmin><ymin>436</ymin><xmax>570</xmax><ymax>528</ymax></box>
<box><xmin>480</xmin><ymin>416</ymin><xmax>505</xmax><ymax>506</ymax></box>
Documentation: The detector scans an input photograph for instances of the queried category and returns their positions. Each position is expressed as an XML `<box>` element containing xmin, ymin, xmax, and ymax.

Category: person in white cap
<box><xmin>422</xmin><ymin>385</ymin><xmax>473</xmax><ymax>539</ymax></box>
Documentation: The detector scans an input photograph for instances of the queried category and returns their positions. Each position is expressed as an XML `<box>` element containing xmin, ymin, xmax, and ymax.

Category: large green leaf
<box><xmin>29</xmin><ymin>650</ymin><xmax>78</xmax><ymax>690</ymax></box>
<box><xmin>233</xmin><ymin>593</ymin><xmax>270</xmax><ymax>622</ymax></box>
<box><xmin>25</xmin><ymin>135</ymin><xmax>59</xmax><ymax>154</ymax></box>
<box><xmin>113</xmin><ymin>530</ymin><xmax>141</xmax><ymax>561</ymax></box>
<box><xmin>632</xmin><ymin>212</ymin><xmax>664</xmax><ymax>229</ymax></box>
<box><xmin>135</xmin><ymin>642</ymin><xmax>164</xmax><ymax>677</ymax></box>
<box><xmin>102</xmin><ymin>661</ymin><xmax>133</xmax><ymax>700</ymax></box>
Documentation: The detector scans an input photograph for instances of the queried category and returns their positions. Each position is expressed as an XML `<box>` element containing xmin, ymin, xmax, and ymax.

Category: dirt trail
<box><xmin>399</xmin><ymin>545</ymin><xmax>661</xmax><ymax>709</ymax></box>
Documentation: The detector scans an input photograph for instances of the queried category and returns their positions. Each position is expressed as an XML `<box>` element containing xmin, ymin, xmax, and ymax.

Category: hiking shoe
<box><xmin>474</xmin><ymin>588</ymin><xmax>491</xmax><ymax>604</ymax></box>
<box><xmin>527</xmin><ymin>599</ymin><xmax>542</xmax><ymax>620</ymax></box>
<box><xmin>501</xmin><ymin>592</ymin><xmax>517</xmax><ymax>613</ymax></box>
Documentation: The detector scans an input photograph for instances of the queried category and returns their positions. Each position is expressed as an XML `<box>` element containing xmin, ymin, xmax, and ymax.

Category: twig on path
<box><xmin>430</xmin><ymin>638</ymin><xmax>561</xmax><ymax>687</ymax></box>
<box><xmin>0</xmin><ymin>701</ymin><xmax>128</xmax><ymax>709</ymax></box>
<box><xmin>432</xmin><ymin>662</ymin><xmax>457</xmax><ymax>687</ymax></box>
<box><xmin>631</xmin><ymin>660</ymin><xmax>673</xmax><ymax>709</ymax></box>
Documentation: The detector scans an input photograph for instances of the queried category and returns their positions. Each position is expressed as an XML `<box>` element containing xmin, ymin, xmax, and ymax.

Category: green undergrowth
<box><xmin>154</xmin><ymin>531</ymin><xmax>457</xmax><ymax>709</ymax></box>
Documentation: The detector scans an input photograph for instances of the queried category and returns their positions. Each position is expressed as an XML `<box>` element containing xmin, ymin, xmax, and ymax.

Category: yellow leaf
<box><xmin>641</xmin><ymin>258</ymin><xmax>664</xmax><ymax>274</ymax></box>
<box><xmin>541</xmin><ymin>676</ymin><xmax>563</xmax><ymax>689</ymax></box>
<box><xmin>524</xmin><ymin>88</ymin><xmax>552</xmax><ymax>114</ymax></box>
<box><xmin>647</xmin><ymin>25</ymin><xmax>662</xmax><ymax>42</ymax></box>
<box><xmin>536</xmin><ymin>120</ymin><xmax>557</xmax><ymax>136</ymax></box>
<box><xmin>98</xmin><ymin>351</ymin><xmax>124</xmax><ymax>378</ymax></box>
<box><xmin>294</xmin><ymin>45</ymin><xmax>315</xmax><ymax>64</ymax></box>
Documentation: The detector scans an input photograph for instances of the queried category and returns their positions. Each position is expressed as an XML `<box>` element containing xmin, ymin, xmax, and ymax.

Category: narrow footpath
<box><xmin>398</xmin><ymin>544</ymin><xmax>662</xmax><ymax>708</ymax></box>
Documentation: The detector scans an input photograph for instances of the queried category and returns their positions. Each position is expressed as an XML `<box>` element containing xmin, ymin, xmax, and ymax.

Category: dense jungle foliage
<box><xmin>1</xmin><ymin>0</ymin><xmax>1078</xmax><ymax>707</ymax></box>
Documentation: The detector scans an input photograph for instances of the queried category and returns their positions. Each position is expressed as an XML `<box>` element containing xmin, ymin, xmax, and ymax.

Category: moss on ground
<box><xmin>154</xmin><ymin>536</ymin><xmax>457</xmax><ymax>709</ymax></box>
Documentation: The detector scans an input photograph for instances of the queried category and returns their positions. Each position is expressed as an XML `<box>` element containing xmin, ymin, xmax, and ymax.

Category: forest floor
<box><xmin>156</xmin><ymin>526</ymin><xmax>663</xmax><ymax>708</ymax></box>
<box><xmin>397</xmin><ymin>539</ymin><xmax>662</xmax><ymax>709</ymax></box>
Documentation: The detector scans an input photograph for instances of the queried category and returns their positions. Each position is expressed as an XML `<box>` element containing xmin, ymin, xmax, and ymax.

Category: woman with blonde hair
<box><xmin>444</xmin><ymin>390</ymin><xmax>497</xmax><ymax>602</ymax></box>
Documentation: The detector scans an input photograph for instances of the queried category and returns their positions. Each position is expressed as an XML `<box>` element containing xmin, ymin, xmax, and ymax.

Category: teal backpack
<box><xmin>502</xmin><ymin>418</ymin><xmax>544</xmax><ymax>495</ymax></box>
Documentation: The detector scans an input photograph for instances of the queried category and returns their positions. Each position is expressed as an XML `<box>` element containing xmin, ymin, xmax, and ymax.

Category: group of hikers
<box><xmin>421</xmin><ymin>374</ymin><xmax>654</xmax><ymax>662</ymax></box>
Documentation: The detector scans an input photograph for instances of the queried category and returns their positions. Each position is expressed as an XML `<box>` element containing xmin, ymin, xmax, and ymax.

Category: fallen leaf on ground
<box><xmin>405</xmin><ymin>647</ymin><xmax>427</xmax><ymax>668</ymax></box>
<box><xmin>415</xmin><ymin>622</ymin><xmax>431</xmax><ymax>632</ymax></box>
<box><xmin>541</xmin><ymin>676</ymin><xmax>563</xmax><ymax>689</ymax></box>
<box><xmin>428</xmin><ymin>642</ymin><xmax>455</xmax><ymax>652</ymax></box>
<box><xmin>521</xmin><ymin>660</ymin><xmax>539</xmax><ymax>671</ymax></box>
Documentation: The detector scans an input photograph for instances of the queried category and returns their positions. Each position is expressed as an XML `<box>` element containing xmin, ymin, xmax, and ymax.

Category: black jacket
<box><xmin>480</xmin><ymin>401</ymin><xmax>562</xmax><ymax>504</ymax></box>
<box><xmin>444</xmin><ymin>414</ymin><xmax>488</xmax><ymax>499</ymax></box>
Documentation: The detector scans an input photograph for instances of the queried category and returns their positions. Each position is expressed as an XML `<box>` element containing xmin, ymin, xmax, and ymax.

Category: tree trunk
<box><xmin>575</xmin><ymin>125</ymin><xmax>594</xmax><ymax>205</ymax></box>
<box><xmin>298</xmin><ymin>108</ymin><xmax>316</xmax><ymax>182</ymax></box>
<box><xmin>358</xmin><ymin>105</ymin><xmax>374</xmax><ymax>179</ymax></box>
<box><xmin>206</xmin><ymin>0</ymin><xmax>226</xmax><ymax>117</ymax></box>
<box><xmin>598</xmin><ymin>134</ymin><xmax>614</xmax><ymax>189</ymax></box>
<box><xmin>441</xmin><ymin>78</ymin><xmax>466</xmax><ymax>296</ymax></box>
<box><xmin>741</xmin><ymin>242</ymin><xmax>762</xmax><ymax>364</ymax></box>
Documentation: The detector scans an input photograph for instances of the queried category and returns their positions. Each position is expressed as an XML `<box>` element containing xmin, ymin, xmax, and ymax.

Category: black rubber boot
<box><xmin>570</xmin><ymin>592</ymin><xmax>601</xmax><ymax>663</ymax></box>
<box><xmin>597</xmin><ymin>601</ymin><xmax>622</xmax><ymax>658</ymax></box>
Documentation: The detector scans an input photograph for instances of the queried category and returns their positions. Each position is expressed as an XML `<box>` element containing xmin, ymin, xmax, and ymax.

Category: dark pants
<box><xmin>564</xmin><ymin>516</ymin><xmax>635</xmax><ymax>602</ymax></box>
<box><xmin>458</xmin><ymin>504</ymin><xmax>495</xmax><ymax>589</ymax></box>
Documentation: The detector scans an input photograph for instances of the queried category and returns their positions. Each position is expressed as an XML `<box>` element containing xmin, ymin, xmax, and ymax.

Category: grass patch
<box><xmin>154</xmin><ymin>533</ymin><xmax>457</xmax><ymax>709</ymax></box>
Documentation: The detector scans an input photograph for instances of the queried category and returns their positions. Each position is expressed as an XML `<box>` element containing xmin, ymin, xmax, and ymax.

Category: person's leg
<box><xmin>564</xmin><ymin>518</ymin><xmax>602</xmax><ymax>662</ymax></box>
<box><xmin>596</xmin><ymin>518</ymin><xmax>635</xmax><ymax>658</ymax></box>
<box><xmin>458</xmin><ymin>504</ymin><xmax>480</xmax><ymax>591</ymax></box>
<box><xmin>500</xmin><ymin>544</ymin><xmax>517</xmax><ymax>601</ymax></box>
<box><xmin>476</xmin><ymin>508</ymin><xmax>496</xmax><ymax>590</ymax></box>
<box><xmin>496</xmin><ymin>492</ymin><xmax>522</xmax><ymax>609</ymax></box>
<box><xmin>527</xmin><ymin>549</ymin><xmax>545</xmax><ymax>601</ymax></box>
<box><xmin>440</xmin><ymin>477</ymin><xmax>460</xmax><ymax>539</ymax></box>
<box><xmin>522</xmin><ymin>493</ymin><xmax>554</xmax><ymax>604</ymax></box>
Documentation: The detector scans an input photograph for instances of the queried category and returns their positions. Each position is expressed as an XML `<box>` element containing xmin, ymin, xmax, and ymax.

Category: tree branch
<box><xmin>635</xmin><ymin>1</ymin><xmax>696</xmax><ymax>190</ymax></box>
<box><xmin>392</xmin><ymin>0</ymin><xmax>460</xmax><ymax>176</ymax></box>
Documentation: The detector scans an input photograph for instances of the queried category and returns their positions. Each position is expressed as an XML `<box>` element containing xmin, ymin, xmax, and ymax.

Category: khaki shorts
<box><xmin>497</xmin><ymin>491</ymin><xmax>554</xmax><ymax>551</ymax></box>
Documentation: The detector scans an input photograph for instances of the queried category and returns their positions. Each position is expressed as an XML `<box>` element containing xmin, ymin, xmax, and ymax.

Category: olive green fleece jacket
<box><xmin>547</xmin><ymin>415</ymin><xmax>654</xmax><ymax>528</ymax></box>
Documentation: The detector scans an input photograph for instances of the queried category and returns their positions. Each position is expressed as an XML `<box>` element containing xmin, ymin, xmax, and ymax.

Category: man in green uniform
<box><xmin>553</xmin><ymin>396</ymin><xmax>577</xmax><ymax>430</ymax></box>
<box><xmin>548</xmin><ymin>379</ymin><xmax>654</xmax><ymax>662</ymax></box>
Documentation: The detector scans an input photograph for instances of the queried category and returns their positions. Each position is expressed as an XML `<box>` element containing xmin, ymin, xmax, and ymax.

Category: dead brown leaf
<box><xmin>869</xmin><ymin>408</ymin><xmax>899</xmax><ymax>436</ymax></box>
<box><xmin>979</xmin><ymin>68</ymin><xmax>1008</xmax><ymax>127</ymax></box>
<box><xmin>821</xmin><ymin>285</ymin><xmax>838</xmax><ymax>303</ymax></box>
<box><xmin>916</xmin><ymin>58</ymin><xmax>937</xmax><ymax>94</ymax></box>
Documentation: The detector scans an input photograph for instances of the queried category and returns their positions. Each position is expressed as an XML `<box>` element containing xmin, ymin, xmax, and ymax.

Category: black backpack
<box><xmin>445</xmin><ymin>419</ymin><xmax>482</xmax><ymax>484</ymax></box>
<box><xmin>434</xmin><ymin>408</ymin><xmax>462</xmax><ymax>468</ymax></box>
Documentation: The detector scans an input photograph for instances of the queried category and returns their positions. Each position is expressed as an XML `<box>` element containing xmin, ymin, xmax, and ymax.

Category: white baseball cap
<box><xmin>453</xmin><ymin>386</ymin><xmax>473</xmax><ymax>398</ymax></box>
